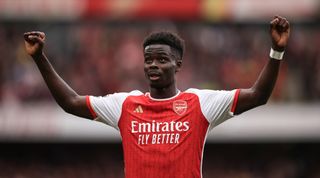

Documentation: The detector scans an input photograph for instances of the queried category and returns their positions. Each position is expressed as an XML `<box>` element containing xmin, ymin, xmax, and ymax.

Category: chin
<box><xmin>149</xmin><ymin>82</ymin><xmax>163</xmax><ymax>89</ymax></box>
<box><xmin>149</xmin><ymin>81</ymin><xmax>172</xmax><ymax>90</ymax></box>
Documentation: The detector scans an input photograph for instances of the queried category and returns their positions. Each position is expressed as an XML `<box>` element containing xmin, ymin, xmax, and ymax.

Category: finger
<box><xmin>24</xmin><ymin>32</ymin><xmax>46</xmax><ymax>42</ymax></box>
<box><xmin>279</xmin><ymin>18</ymin><xmax>290</xmax><ymax>33</ymax></box>
<box><xmin>274</xmin><ymin>15</ymin><xmax>281</xmax><ymax>20</ymax></box>
<box><xmin>270</xmin><ymin>18</ymin><xmax>279</xmax><ymax>29</ymax></box>
<box><xmin>27</xmin><ymin>35</ymin><xmax>44</xmax><ymax>44</ymax></box>
<box><xmin>31</xmin><ymin>31</ymin><xmax>45</xmax><ymax>38</ymax></box>
<box><xmin>279</xmin><ymin>18</ymin><xmax>287</xmax><ymax>27</ymax></box>
<box><xmin>24</xmin><ymin>34</ymin><xmax>35</xmax><ymax>43</ymax></box>
<box><xmin>274</xmin><ymin>15</ymin><xmax>288</xmax><ymax>27</ymax></box>
<box><xmin>25</xmin><ymin>31</ymin><xmax>45</xmax><ymax>39</ymax></box>
<box><xmin>38</xmin><ymin>32</ymin><xmax>45</xmax><ymax>39</ymax></box>
<box><xmin>24</xmin><ymin>33</ymin><xmax>30</xmax><ymax>40</ymax></box>
<box><xmin>27</xmin><ymin>35</ymin><xmax>38</xmax><ymax>42</ymax></box>
<box><xmin>24</xmin><ymin>32</ymin><xmax>33</xmax><ymax>40</ymax></box>
<box><xmin>25</xmin><ymin>31</ymin><xmax>39</xmax><ymax>36</ymax></box>
<box><xmin>24</xmin><ymin>32</ymin><xmax>31</xmax><ymax>36</ymax></box>
<box><xmin>283</xmin><ymin>21</ymin><xmax>290</xmax><ymax>34</ymax></box>
<box><xmin>274</xmin><ymin>15</ymin><xmax>286</xmax><ymax>20</ymax></box>
<box><xmin>283</xmin><ymin>20</ymin><xmax>290</xmax><ymax>29</ymax></box>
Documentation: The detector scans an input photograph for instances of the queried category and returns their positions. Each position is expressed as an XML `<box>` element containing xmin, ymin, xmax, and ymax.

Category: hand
<box><xmin>24</xmin><ymin>31</ymin><xmax>46</xmax><ymax>58</ymax></box>
<box><xmin>270</xmin><ymin>15</ymin><xmax>290</xmax><ymax>51</ymax></box>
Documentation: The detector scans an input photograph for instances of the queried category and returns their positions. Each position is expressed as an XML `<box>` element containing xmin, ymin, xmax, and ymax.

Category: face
<box><xmin>144</xmin><ymin>44</ymin><xmax>181</xmax><ymax>89</ymax></box>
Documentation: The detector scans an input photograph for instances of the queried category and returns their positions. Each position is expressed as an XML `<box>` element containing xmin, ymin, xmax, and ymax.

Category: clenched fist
<box><xmin>24</xmin><ymin>31</ymin><xmax>46</xmax><ymax>58</ymax></box>
<box><xmin>270</xmin><ymin>15</ymin><xmax>290</xmax><ymax>51</ymax></box>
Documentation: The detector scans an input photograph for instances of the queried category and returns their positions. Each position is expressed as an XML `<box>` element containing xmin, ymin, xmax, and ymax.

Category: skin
<box><xmin>144</xmin><ymin>44</ymin><xmax>182</xmax><ymax>99</ymax></box>
<box><xmin>24</xmin><ymin>15</ymin><xmax>290</xmax><ymax>118</ymax></box>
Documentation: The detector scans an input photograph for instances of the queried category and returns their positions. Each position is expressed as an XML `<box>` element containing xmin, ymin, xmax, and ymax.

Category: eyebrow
<box><xmin>144</xmin><ymin>51</ymin><xmax>170</xmax><ymax>56</ymax></box>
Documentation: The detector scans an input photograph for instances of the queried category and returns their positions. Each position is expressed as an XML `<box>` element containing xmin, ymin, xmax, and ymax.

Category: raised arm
<box><xmin>234</xmin><ymin>16</ymin><xmax>290</xmax><ymax>115</ymax></box>
<box><xmin>24</xmin><ymin>31</ymin><xmax>94</xmax><ymax>119</ymax></box>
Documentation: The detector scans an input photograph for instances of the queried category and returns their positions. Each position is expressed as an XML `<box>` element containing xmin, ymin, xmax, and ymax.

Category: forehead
<box><xmin>144</xmin><ymin>44</ymin><xmax>172</xmax><ymax>55</ymax></box>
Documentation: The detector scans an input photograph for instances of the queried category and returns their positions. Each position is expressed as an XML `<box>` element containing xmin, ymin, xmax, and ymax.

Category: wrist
<box><xmin>31</xmin><ymin>52</ymin><xmax>45</xmax><ymax>59</ymax></box>
<box><xmin>271</xmin><ymin>44</ymin><xmax>285</xmax><ymax>52</ymax></box>
<box><xmin>269</xmin><ymin>48</ymin><xmax>284</xmax><ymax>60</ymax></box>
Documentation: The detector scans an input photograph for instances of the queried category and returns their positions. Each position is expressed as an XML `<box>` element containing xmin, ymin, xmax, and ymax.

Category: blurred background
<box><xmin>0</xmin><ymin>0</ymin><xmax>320</xmax><ymax>177</ymax></box>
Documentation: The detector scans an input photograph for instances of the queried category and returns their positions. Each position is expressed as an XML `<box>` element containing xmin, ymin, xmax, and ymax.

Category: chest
<box><xmin>123</xmin><ymin>95</ymin><xmax>201</xmax><ymax>121</ymax></box>
<box><xmin>118</xmin><ymin>94</ymin><xmax>208</xmax><ymax>135</ymax></box>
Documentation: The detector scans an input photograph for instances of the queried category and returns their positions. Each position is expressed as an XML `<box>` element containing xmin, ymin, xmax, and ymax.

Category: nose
<box><xmin>149</xmin><ymin>59</ymin><xmax>159</xmax><ymax>69</ymax></box>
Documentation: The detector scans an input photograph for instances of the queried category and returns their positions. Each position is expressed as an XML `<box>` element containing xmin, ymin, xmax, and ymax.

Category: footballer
<box><xmin>24</xmin><ymin>16</ymin><xmax>290</xmax><ymax>178</ymax></box>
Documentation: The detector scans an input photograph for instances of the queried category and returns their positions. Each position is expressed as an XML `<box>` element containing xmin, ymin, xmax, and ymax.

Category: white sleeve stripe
<box><xmin>86</xmin><ymin>95</ymin><xmax>97</xmax><ymax>119</ymax></box>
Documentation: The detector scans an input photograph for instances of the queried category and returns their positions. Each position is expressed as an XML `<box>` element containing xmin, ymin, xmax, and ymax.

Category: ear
<box><xmin>175</xmin><ymin>59</ymin><xmax>182</xmax><ymax>72</ymax></box>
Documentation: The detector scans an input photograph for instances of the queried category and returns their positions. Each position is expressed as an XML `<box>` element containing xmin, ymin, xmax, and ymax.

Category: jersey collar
<box><xmin>146</xmin><ymin>90</ymin><xmax>181</xmax><ymax>101</ymax></box>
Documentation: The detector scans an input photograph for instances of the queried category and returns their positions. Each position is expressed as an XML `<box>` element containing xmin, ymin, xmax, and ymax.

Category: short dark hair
<box><xmin>143</xmin><ymin>31</ymin><xmax>185</xmax><ymax>59</ymax></box>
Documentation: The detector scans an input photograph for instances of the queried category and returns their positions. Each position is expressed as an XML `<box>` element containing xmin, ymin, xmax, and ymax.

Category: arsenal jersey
<box><xmin>86</xmin><ymin>88</ymin><xmax>240</xmax><ymax>178</ymax></box>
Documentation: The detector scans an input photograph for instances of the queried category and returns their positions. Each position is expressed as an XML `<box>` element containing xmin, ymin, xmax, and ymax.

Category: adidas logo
<box><xmin>133</xmin><ymin>105</ymin><xmax>143</xmax><ymax>113</ymax></box>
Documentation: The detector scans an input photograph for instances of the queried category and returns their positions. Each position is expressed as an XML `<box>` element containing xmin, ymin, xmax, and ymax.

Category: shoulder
<box><xmin>90</xmin><ymin>90</ymin><xmax>144</xmax><ymax>106</ymax></box>
<box><xmin>102</xmin><ymin>90</ymin><xmax>144</xmax><ymax>98</ymax></box>
<box><xmin>125</xmin><ymin>90</ymin><xmax>144</xmax><ymax>97</ymax></box>
<box><xmin>184</xmin><ymin>88</ymin><xmax>234</xmax><ymax>95</ymax></box>
<box><xmin>184</xmin><ymin>88</ymin><xmax>237</xmax><ymax>104</ymax></box>
<box><xmin>183</xmin><ymin>88</ymin><xmax>238</xmax><ymax>126</ymax></box>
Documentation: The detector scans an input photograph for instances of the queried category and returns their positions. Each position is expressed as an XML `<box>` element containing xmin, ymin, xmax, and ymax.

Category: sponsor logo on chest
<box><xmin>128</xmin><ymin>100</ymin><xmax>189</xmax><ymax>145</ymax></box>
<box><xmin>131</xmin><ymin>120</ymin><xmax>190</xmax><ymax>145</ymax></box>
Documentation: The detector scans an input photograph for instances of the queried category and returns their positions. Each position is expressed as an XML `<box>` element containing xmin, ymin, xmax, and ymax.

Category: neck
<box><xmin>149</xmin><ymin>84</ymin><xmax>178</xmax><ymax>99</ymax></box>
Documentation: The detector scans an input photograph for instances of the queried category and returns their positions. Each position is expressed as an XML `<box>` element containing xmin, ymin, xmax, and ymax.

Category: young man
<box><xmin>24</xmin><ymin>16</ymin><xmax>290</xmax><ymax>178</ymax></box>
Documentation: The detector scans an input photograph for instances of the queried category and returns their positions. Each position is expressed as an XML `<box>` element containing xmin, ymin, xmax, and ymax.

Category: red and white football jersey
<box><xmin>86</xmin><ymin>88</ymin><xmax>240</xmax><ymax>178</ymax></box>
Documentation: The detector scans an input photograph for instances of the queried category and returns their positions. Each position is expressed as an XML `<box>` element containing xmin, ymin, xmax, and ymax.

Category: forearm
<box><xmin>33</xmin><ymin>53</ymin><xmax>79</xmax><ymax>111</ymax></box>
<box><xmin>24</xmin><ymin>31</ymin><xmax>92</xmax><ymax>118</ymax></box>
<box><xmin>235</xmin><ymin>57</ymin><xmax>281</xmax><ymax>115</ymax></box>
<box><xmin>234</xmin><ymin>16</ymin><xmax>289</xmax><ymax>115</ymax></box>
<box><xmin>251</xmin><ymin>58</ymin><xmax>281</xmax><ymax>104</ymax></box>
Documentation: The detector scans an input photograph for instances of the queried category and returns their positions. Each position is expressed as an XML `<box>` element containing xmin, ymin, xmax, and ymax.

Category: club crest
<box><xmin>173</xmin><ymin>100</ymin><xmax>187</xmax><ymax>115</ymax></box>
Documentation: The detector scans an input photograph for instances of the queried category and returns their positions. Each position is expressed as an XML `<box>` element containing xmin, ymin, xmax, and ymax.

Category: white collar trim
<box><xmin>146</xmin><ymin>90</ymin><xmax>181</xmax><ymax>101</ymax></box>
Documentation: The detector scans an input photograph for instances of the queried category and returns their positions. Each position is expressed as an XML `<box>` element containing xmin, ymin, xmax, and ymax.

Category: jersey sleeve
<box><xmin>186</xmin><ymin>88</ymin><xmax>240</xmax><ymax>129</ymax></box>
<box><xmin>86</xmin><ymin>90</ymin><xmax>143</xmax><ymax>130</ymax></box>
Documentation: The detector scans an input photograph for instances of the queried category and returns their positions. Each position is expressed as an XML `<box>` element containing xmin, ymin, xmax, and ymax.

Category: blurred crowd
<box><xmin>0</xmin><ymin>21</ymin><xmax>319</xmax><ymax>104</ymax></box>
<box><xmin>0</xmin><ymin>143</ymin><xmax>320</xmax><ymax>178</ymax></box>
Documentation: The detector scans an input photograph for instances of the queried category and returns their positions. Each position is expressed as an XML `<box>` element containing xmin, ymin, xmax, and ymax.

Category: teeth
<box><xmin>149</xmin><ymin>75</ymin><xmax>160</xmax><ymax>80</ymax></box>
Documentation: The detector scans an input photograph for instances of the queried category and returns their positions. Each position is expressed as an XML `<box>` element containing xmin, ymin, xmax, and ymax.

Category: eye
<box><xmin>144</xmin><ymin>58</ymin><xmax>152</xmax><ymax>64</ymax></box>
<box><xmin>159</xmin><ymin>58</ymin><xmax>166</xmax><ymax>63</ymax></box>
